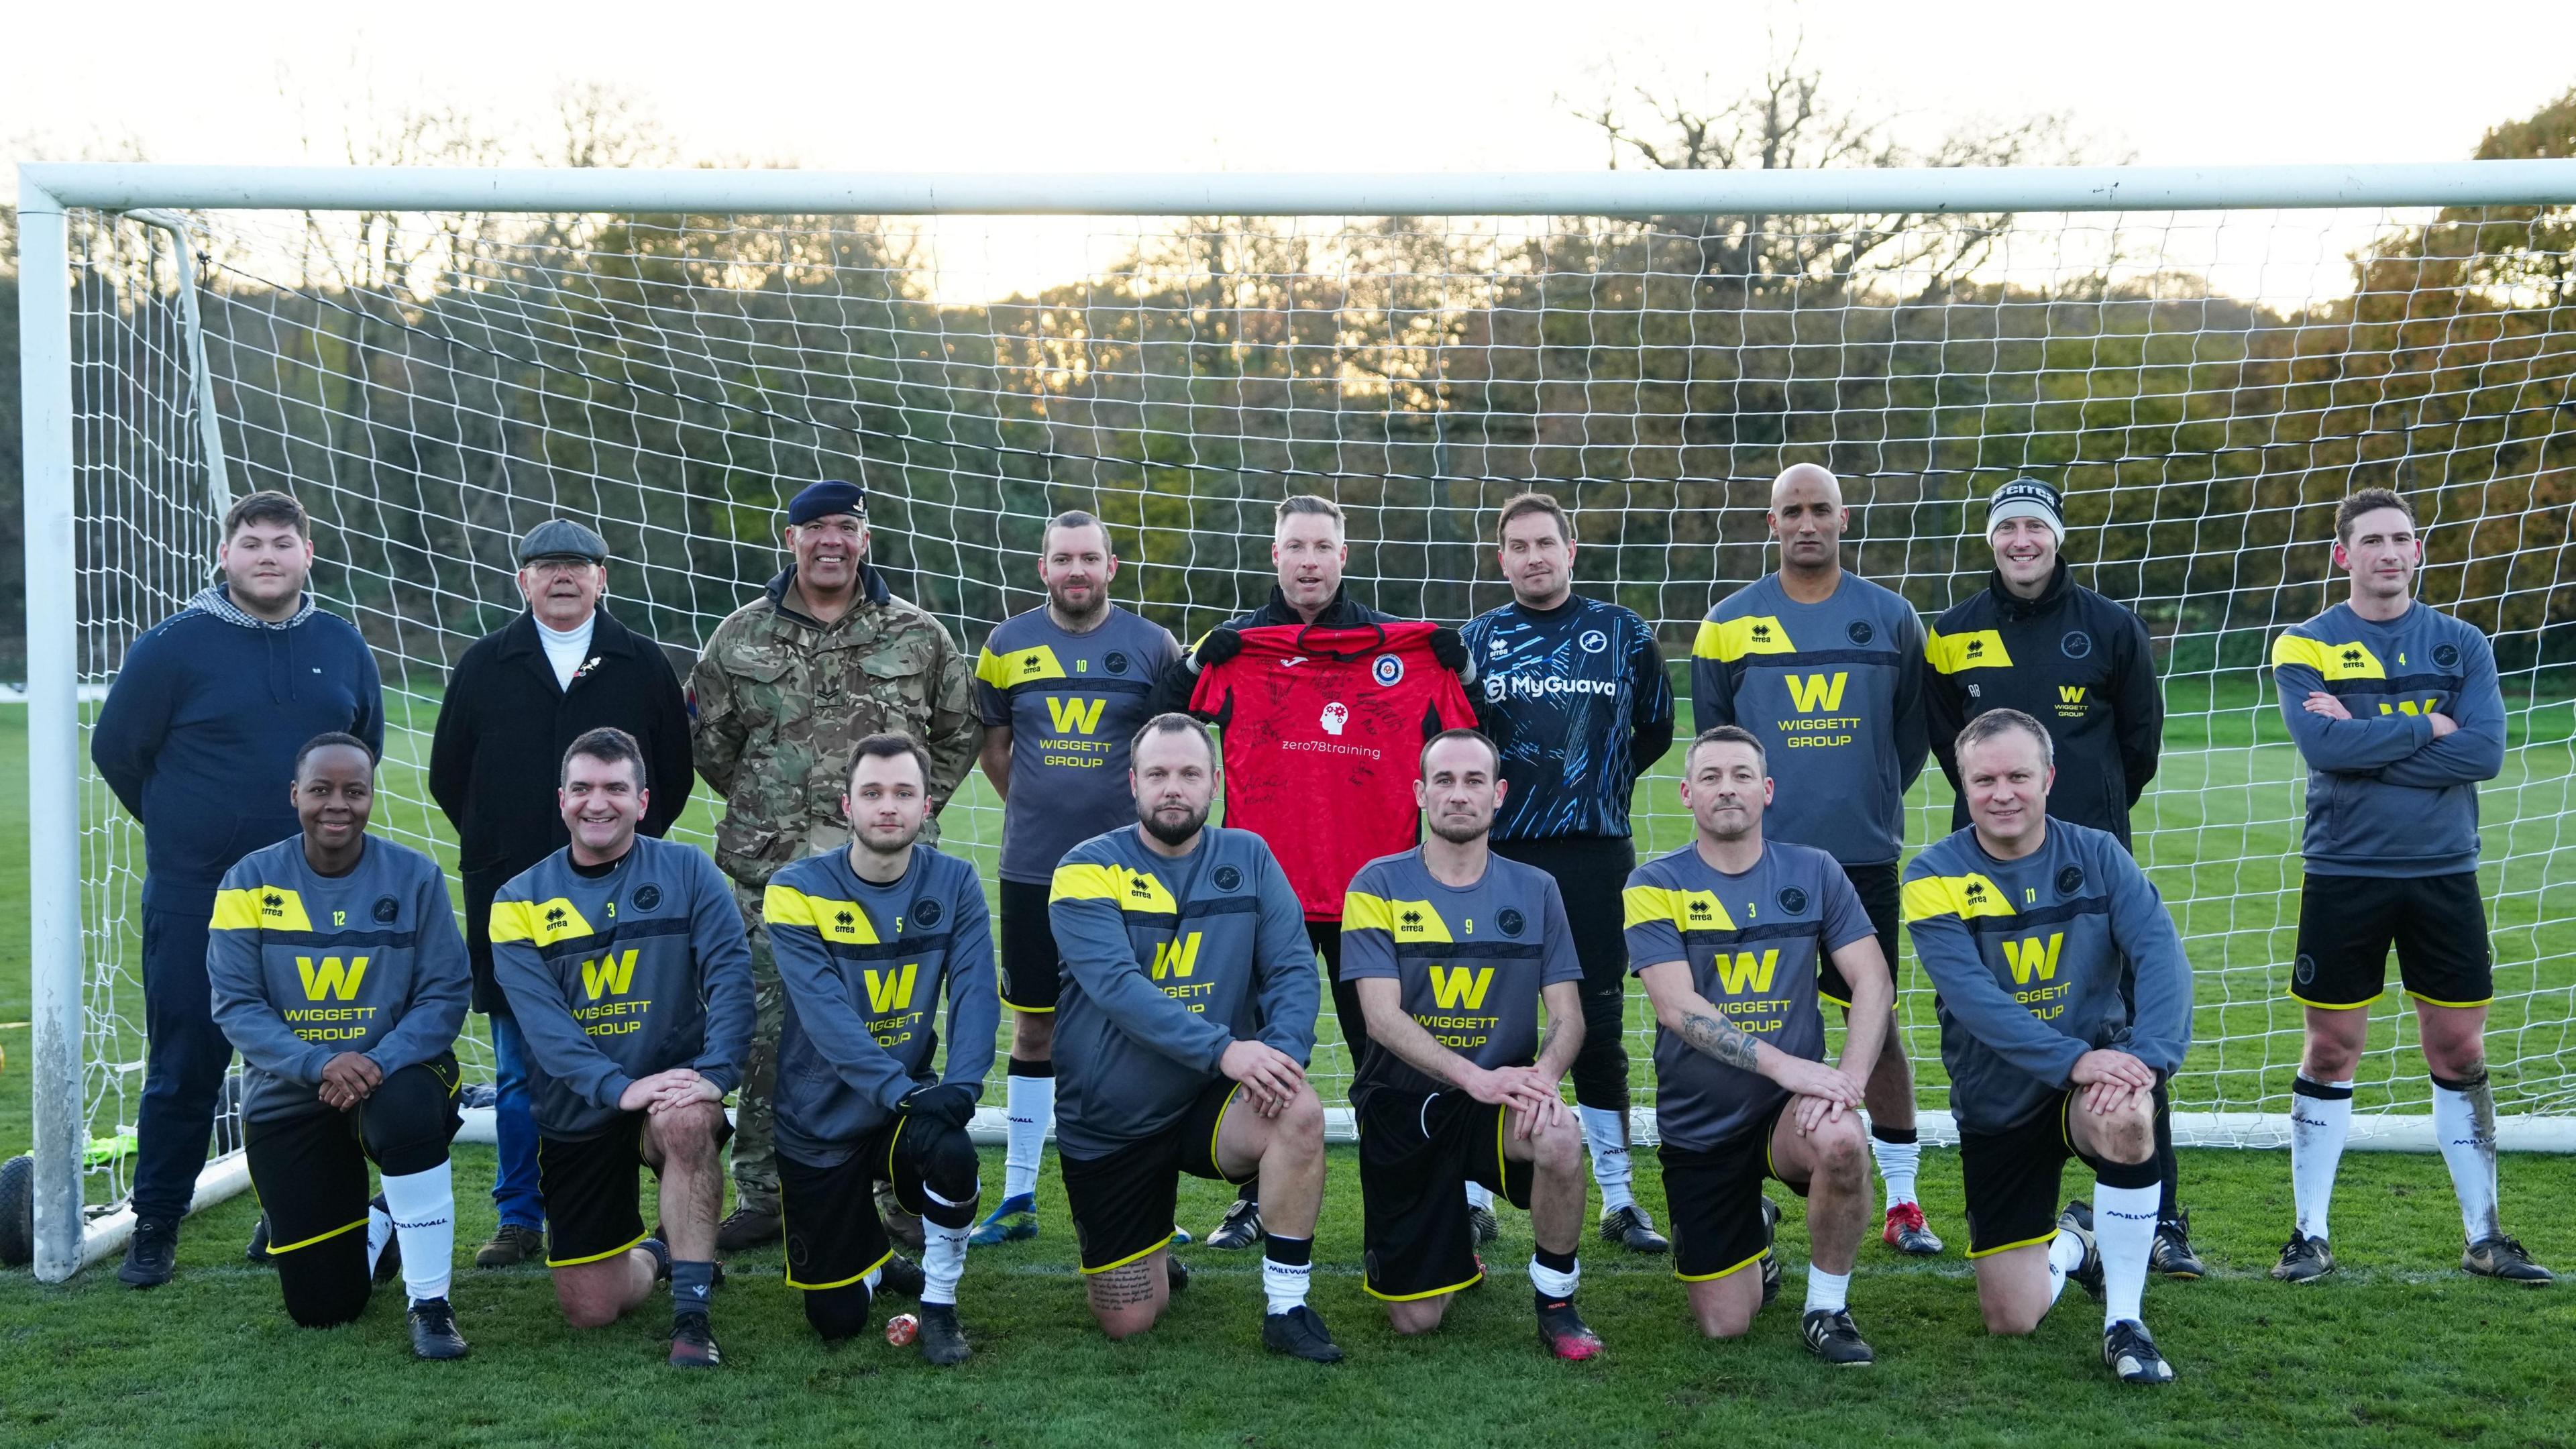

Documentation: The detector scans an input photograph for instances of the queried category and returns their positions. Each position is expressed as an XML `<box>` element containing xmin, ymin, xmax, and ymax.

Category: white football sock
<box><xmin>2432</xmin><ymin>1071</ymin><xmax>2502</xmax><ymax>1244</ymax></box>
<box><xmin>1578</xmin><ymin>1106</ymin><xmax>1634</xmax><ymax>1214</ymax></box>
<box><xmin>1464</xmin><ymin>1181</ymin><xmax>1494</xmax><ymax>1212</ymax></box>
<box><xmin>378</xmin><ymin>1163</ymin><xmax>456</xmax><ymax>1305</ymax></box>
<box><xmin>2290</xmin><ymin>1075</ymin><xmax>2354</xmax><ymax>1242</ymax></box>
<box><xmin>1803</xmin><ymin>1265</ymin><xmax>1849</xmax><ymax>1316</ymax></box>
<box><xmin>1003</xmin><ymin>1071</ymin><xmax>1053</xmax><ymax>1204</ymax></box>
<box><xmin>1870</xmin><ymin>1130</ymin><xmax>1921</xmax><ymax>1210</ymax></box>
<box><xmin>2046</xmin><ymin>1228</ymin><xmax>2086</xmax><ymax>1309</ymax></box>
<box><xmin>2094</xmin><ymin>1182</ymin><xmax>2159</xmax><ymax>1328</ymax></box>
<box><xmin>1527</xmin><ymin>1254</ymin><xmax>1579</xmax><ymax>1300</ymax></box>
<box><xmin>1263</xmin><ymin>1244</ymin><xmax>1313</xmax><ymax>1314</ymax></box>
<box><xmin>921</xmin><ymin>1222</ymin><xmax>970</xmax><ymax>1307</ymax></box>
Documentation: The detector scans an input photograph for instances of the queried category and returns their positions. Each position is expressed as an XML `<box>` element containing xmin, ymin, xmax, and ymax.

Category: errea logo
<box><xmin>2342</xmin><ymin>647</ymin><xmax>2364</xmax><ymax>667</ymax></box>
<box><xmin>1688</xmin><ymin>899</ymin><xmax>1713</xmax><ymax>920</ymax></box>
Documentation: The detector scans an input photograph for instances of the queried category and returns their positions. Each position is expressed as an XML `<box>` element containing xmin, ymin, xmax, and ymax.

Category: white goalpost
<box><xmin>18</xmin><ymin>160</ymin><xmax>2576</xmax><ymax>1283</ymax></box>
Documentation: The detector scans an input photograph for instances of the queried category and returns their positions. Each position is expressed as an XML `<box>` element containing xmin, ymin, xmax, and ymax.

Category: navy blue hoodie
<box><xmin>91</xmin><ymin>585</ymin><xmax>384</xmax><ymax>917</ymax></box>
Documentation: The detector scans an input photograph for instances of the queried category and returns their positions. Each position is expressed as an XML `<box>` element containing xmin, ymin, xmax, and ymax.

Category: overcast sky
<box><xmin>9</xmin><ymin>0</ymin><xmax>2569</xmax><ymax>178</ymax></box>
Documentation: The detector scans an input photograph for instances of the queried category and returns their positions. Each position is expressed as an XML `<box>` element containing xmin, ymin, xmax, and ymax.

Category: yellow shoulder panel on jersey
<box><xmin>1900</xmin><ymin>873</ymin><xmax>2018</xmax><ymax>924</ymax></box>
<box><xmin>211</xmin><ymin>886</ymin><xmax>312</xmax><ymax>932</ymax></box>
<box><xmin>1925</xmin><ymin>629</ymin><xmax>2015</xmax><ymax>674</ymax></box>
<box><xmin>1691</xmin><ymin>616</ymin><xmax>1799</xmax><ymax>662</ymax></box>
<box><xmin>1621</xmin><ymin>884</ymin><xmax>1739</xmax><ymax>933</ymax></box>
<box><xmin>763</xmin><ymin>883</ymin><xmax>883</xmax><ymax>944</ymax></box>
<box><xmin>977</xmin><ymin>644</ymin><xmax>1068</xmax><ymax>688</ymax></box>
<box><xmin>1343</xmin><ymin>894</ymin><xmax>1455</xmax><ymax>944</ymax></box>
<box><xmin>1051</xmin><ymin>862</ymin><xmax>1180</xmax><ymax>914</ymax></box>
<box><xmin>488</xmin><ymin>897</ymin><xmax>597</xmax><ymax>947</ymax></box>
<box><xmin>2270</xmin><ymin>633</ymin><xmax>2387</xmax><ymax>681</ymax></box>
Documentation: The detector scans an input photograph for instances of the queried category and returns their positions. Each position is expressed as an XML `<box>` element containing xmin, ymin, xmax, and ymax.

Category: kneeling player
<box><xmin>1346</xmin><ymin>729</ymin><xmax>1599</xmax><ymax>1358</ymax></box>
<box><xmin>1625</xmin><ymin>726</ymin><xmax>1892</xmax><ymax>1365</ymax></box>
<box><xmin>209</xmin><ymin>733</ymin><xmax>473</xmax><ymax>1359</ymax></box>
<box><xmin>1050</xmin><ymin>714</ymin><xmax>1342</xmax><ymax>1360</ymax></box>
<box><xmin>1902</xmin><ymin>710</ymin><xmax>2191</xmax><ymax>1385</ymax></box>
<box><xmin>768</xmin><ymin>735</ymin><xmax>997</xmax><ymax>1365</ymax></box>
<box><xmin>494</xmin><ymin>728</ymin><xmax>755</xmax><ymax>1367</ymax></box>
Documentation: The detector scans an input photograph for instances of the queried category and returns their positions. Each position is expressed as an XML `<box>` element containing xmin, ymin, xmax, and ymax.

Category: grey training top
<box><xmin>764</xmin><ymin>843</ymin><xmax>998</xmax><ymax>1167</ymax></box>
<box><xmin>208</xmin><ymin>835</ymin><xmax>470</xmax><ymax>1126</ymax></box>
<box><xmin>975</xmin><ymin>606</ymin><xmax>1182</xmax><ymax>883</ymax></box>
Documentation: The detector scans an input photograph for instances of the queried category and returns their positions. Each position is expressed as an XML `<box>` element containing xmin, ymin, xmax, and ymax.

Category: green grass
<box><xmin>3</xmin><ymin>684</ymin><xmax>2575</xmax><ymax>1446</ymax></box>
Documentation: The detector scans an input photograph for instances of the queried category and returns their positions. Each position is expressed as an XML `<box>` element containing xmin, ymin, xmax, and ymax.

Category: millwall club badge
<box><xmin>1372</xmin><ymin>653</ymin><xmax>1405</xmax><ymax>686</ymax></box>
<box><xmin>1579</xmin><ymin>629</ymin><xmax>1609</xmax><ymax>654</ymax></box>
<box><xmin>913</xmin><ymin>898</ymin><xmax>945</xmax><ymax>928</ymax></box>
<box><xmin>371</xmin><ymin>895</ymin><xmax>400</xmax><ymax>924</ymax></box>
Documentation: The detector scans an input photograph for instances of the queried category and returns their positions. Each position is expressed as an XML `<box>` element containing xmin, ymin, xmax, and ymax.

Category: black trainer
<box><xmin>2151</xmin><ymin>1212</ymin><xmax>2206</xmax><ymax>1280</ymax></box>
<box><xmin>2059</xmin><ymin>1202</ymin><xmax>2104</xmax><ymax>1300</ymax></box>
<box><xmin>1802</xmin><ymin>1308</ymin><xmax>1875</xmax><ymax>1366</ymax></box>
<box><xmin>2271</xmin><ymin>1232</ymin><xmax>2335</xmax><ymax>1284</ymax></box>
<box><xmin>1260</xmin><ymin>1304</ymin><xmax>1344</xmax><ymax>1363</ymax></box>
<box><xmin>1600</xmin><ymin>1204</ymin><xmax>1670</xmax><ymax>1255</ymax></box>
<box><xmin>2463</xmin><ymin>1235</ymin><xmax>2554</xmax><ymax>1284</ymax></box>
<box><xmin>1468</xmin><ymin>1204</ymin><xmax>1500</xmax><ymax>1247</ymax></box>
<box><xmin>2103</xmin><ymin>1318</ymin><xmax>2176</xmax><ymax>1384</ymax></box>
<box><xmin>1166</xmin><ymin>1256</ymin><xmax>1191</xmax><ymax>1295</ymax></box>
<box><xmin>1208</xmin><ymin>1197</ymin><xmax>1265</xmax><ymax>1251</ymax></box>
<box><xmin>918</xmin><ymin>1302</ymin><xmax>972</xmax><ymax>1366</ymax></box>
<box><xmin>407</xmin><ymin>1297</ymin><xmax>470</xmax><ymax>1360</ymax></box>
<box><xmin>1536</xmin><ymin>1295</ymin><xmax>1604</xmax><ymax>1361</ymax></box>
<box><xmin>1759</xmin><ymin>1197</ymin><xmax>1782</xmax><ymax>1306</ymax></box>
<box><xmin>120</xmin><ymin>1219</ymin><xmax>177</xmax><ymax>1289</ymax></box>
<box><xmin>246</xmin><ymin>1214</ymin><xmax>274</xmax><ymax>1267</ymax></box>
<box><xmin>878</xmin><ymin>1252</ymin><xmax>926</xmax><ymax>1298</ymax></box>
<box><xmin>667</xmin><ymin>1312</ymin><xmax>722</xmax><ymax>1368</ymax></box>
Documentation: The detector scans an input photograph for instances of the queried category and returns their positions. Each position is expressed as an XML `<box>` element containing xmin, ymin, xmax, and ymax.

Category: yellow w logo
<box><xmin>864</xmin><ymin>963</ymin><xmax>918</xmax><ymax>1013</ymax></box>
<box><xmin>2059</xmin><ymin>686</ymin><xmax>2086</xmax><ymax>704</ymax></box>
<box><xmin>1152</xmin><ymin>933</ymin><xmax>1202</xmax><ymax>980</ymax></box>
<box><xmin>294</xmin><ymin>956</ymin><xmax>368</xmax><ymax>1002</ymax></box>
<box><xmin>1784</xmin><ymin>673</ymin><xmax>1848</xmax><ymax>712</ymax></box>
<box><xmin>2002</xmin><ymin>934</ymin><xmax>2063</xmax><ymax>984</ymax></box>
<box><xmin>1426</xmin><ymin>965</ymin><xmax>1494</xmax><ymax>1010</ymax></box>
<box><xmin>2377</xmin><ymin>698</ymin><xmax>2440</xmax><ymax>717</ymax></box>
<box><xmin>1045</xmin><ymin>696</ymin><xmax>1108</xmax><ymax>735</ymax></box>
<box><xmin>1712</xmin><ymin>949</ymin><xmax>1779</xmax><ymax>995</ymax></box>
<box><xmin>581</xmin><ymin>949</ymin><xmax>639</xmax><ymax>1000</ymax></box>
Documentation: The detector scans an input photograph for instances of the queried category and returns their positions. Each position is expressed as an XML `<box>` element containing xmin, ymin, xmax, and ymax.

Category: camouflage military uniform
<box><xmin>690</xmin><ymin>561</ymin><xmax>981</xmax><ymax>1215</ymax></box>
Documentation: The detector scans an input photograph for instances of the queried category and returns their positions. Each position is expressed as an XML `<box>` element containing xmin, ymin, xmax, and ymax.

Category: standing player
<box><xmin>1925</xmin><ymin>480</ymin><xmax>2199</xmax><ymax>1278</ymax></box>
<box><xmin>1048</xmin><ymin>715</ymin><xmax>1342</xmax><ymax>1361</ymax></box>
<box><xmin>2269</xmin><ymin>489</ymin><xmax>2550</xmax><ymax>1285</ymax></box>
<box><xmin>1902</xmin><ymin>710</ymin><xmax>2191</xmax><ymax>1384</ymax></box>
<box><xmin>1464</xmin><ymin>490</ymin><xmax>1676</xmax><ymax>1256</ymax></box>
<box><xmin>767</xmin><ymin>735</ymin><xmax>998</xmax><ymax>1365</ymax></box>
<box><xmin>1345</xmin><ymin>729</ymin><xmax>1600</xmax><ymax>1358</ymax></box>
<box><xmin>1692</xmin><ymin>462</ymin><xmax>1939</xmax><ymax>1255</ymax></box>
<box><xmin>968</xmin><ymin>511</ymin><xmax>1181</xmax><ymax>1248</ymax></box>
<box><xmin>209</xmin><ymin>733</ymin><xmax>471</xmax><ymax>1359</ymax></box>
<box><xmin>1157</xmin><ymin>492</ymin><xmax>1474</xmax><ymax>1250</ymax></box>
<box><xmin>691</xmin><ymin>478</ymin><xmax>980</xmax><ymax>1254</ymax></box>
<box><xmin>91</xmin><ymin>490</ymin><xmax>383</xmax><ymax>1283</ymax></box>
<box><xmin>493</xmin><ymin>729</ymin><xmax>757</xmax><ymax>1367</ymax></box>
<box><xmin>1625</xmin><ymin>727</ymin><xmax>1893</xmax><ymax>1365</ymax></box>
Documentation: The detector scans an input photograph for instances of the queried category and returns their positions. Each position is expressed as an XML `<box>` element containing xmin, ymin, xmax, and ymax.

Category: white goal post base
<box><xmin>445</xmin><ymin>1107</ymin><xmax>2576</xmax><ymax>1155</ymax></box>
<box><xmin>66</xmin><ymin>1153</ymin><xmax>252</xmax><ymax>1275</ymax></box>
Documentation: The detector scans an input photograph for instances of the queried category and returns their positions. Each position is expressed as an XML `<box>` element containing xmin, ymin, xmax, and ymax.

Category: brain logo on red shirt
<box><xmin>1320</xmin><ymin>702</ymin><xmax>1349</xmax><ymax>736</ymax></box>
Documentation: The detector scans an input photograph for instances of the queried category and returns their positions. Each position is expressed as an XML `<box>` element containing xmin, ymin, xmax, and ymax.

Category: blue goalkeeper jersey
<box><xmin>1462</xmin><ymin>594</ymin><xmax>1675</xmax><ymax>842</ymax></box>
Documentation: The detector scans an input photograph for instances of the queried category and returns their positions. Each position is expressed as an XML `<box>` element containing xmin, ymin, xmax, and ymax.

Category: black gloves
<box><xmin>1194</xmin><ymin>626</ymin><xmax>1246</xmax><ymax>669</ymax></box>
<box><xmin>898</xmin><ymin>1082</ymin><xmax>978</xmax><ymax>1128</ymax></box>
<box><xmin>1428</xmin><ymin>626</ymin><xmax>1470</xmax><ymax>673</ymax></box>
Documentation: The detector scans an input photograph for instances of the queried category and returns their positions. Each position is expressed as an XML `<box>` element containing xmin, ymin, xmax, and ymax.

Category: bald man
<box><xmin>1690</xmin><ymin>463</ymin><xmax>1939</xmax><ymax>1255</ymax></box>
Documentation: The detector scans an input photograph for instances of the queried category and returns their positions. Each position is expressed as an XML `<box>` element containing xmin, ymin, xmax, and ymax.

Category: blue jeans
<box><xmin>488</xmin><ymin>1012</ymin><xmax>544</xmax><ymax>1231</ymax></box>
<box><xmin>133</xmin><ymin>908</ymin><xmax>235</xmax><ymax>1226</ymax></box>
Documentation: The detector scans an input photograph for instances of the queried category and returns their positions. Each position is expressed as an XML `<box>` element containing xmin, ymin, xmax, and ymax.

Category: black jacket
<box><xmin>1148</xmin><ymin>585</ymin><xmax>1400</xmax><ymax>717</ymax></box>
<box><xmin>428</xmin><ymin>605</ymin><xmax>695</xmax><ymax>1009</ymax></box>
<box><xmin>1925</xmin><ymin>563</ymin><xmax>2162</xmax><ymax>847</ymax></box>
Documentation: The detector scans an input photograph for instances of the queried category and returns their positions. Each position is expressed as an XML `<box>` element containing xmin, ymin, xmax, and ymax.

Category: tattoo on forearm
<box><xmin>1677</xmin><ymin>1010</ymin><xmax>1760</xmax><ymax>1071</ymax></box>
<box><xmin>1088</xmin><ymin>1262</ymin><xmax>1159</xmax><ymax>1310</ymax></box>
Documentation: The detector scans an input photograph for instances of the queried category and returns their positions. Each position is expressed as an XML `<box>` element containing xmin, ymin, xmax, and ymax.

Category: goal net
<box><xmin>21</xmin><ymin>165</ymin><xmax>2576</xmax><ymax>1277</ymax></box>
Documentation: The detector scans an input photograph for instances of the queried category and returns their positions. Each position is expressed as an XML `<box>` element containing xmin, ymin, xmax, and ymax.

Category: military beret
<box><xmin>787</xmin><ymin>479</ymin><xmax>869</xmax><ymax>525</ymax></box>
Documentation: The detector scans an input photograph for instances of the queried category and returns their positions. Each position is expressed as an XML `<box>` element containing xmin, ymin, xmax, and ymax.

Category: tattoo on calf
<box><xmin>1089</xmin><ymin>1262</ymin><xmax>1159</xmax><ymax>1309</ymax></box>
<box><xmin>1678</xmin><ymin>1010</ymin><xmax>1761</xmax><ymax>1071</ymax></box>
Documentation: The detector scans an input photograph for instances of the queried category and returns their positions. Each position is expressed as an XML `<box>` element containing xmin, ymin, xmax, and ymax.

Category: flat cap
<box><xmin>787</xmin><ymin>479</ymin><xmax>868</xmax><ymax>525</ymax></box>
<box><xmin>516</xmin><ymin>519</ymin><xmax>610</xmax><ymax>565</ymax></box>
